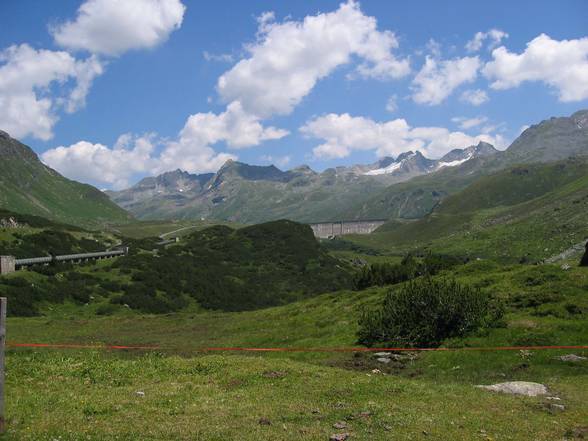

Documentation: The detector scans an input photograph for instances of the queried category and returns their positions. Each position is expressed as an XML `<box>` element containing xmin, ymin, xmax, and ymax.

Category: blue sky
<box><xmin>1</xmin><ymin>0</ymin><xmax>587</xmax><ymax>189</ymax></box>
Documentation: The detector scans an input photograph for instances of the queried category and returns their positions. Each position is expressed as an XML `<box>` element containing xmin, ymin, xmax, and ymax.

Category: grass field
<box><xmin>107</xmin><ymin>220</ymin><xmax>244</xmax><ymax>239</ymax></box>
<box><xmin>3</xmin><ymin>261</ymin><xmax>587</xmax><ymax>440</ymax></box>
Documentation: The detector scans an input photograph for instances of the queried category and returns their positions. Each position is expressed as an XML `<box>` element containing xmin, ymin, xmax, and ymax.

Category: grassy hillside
<box><xmin>0</xmin><ymin>131</ymin><xmax>132</xmax><ymax>229</ymax></box>
<box><xmin>349</xmin><ymin>159</ymin><xmax>588</xmax><ymax>263</ymax></box>
<box><xmin>0</xmin><ymin>220</ymin><xmax>352</xmax><ymax>315</ymax></box>
<box><xmin>107</xmin><ymin>219</ymin><xmax>244</xmax><ymax>239</ymax></box>
<box><xmin>0</xmin><ymin>208</ymin><xmax>119</xmax><ymax>259</ymax></box>
<box><xmin>4</xmin><ymin>261</ymin><xmax>587</xmax><ymax>440</ymax></box>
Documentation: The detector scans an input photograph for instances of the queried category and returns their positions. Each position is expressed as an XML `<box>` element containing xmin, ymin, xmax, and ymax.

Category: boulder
<box><xmin>558</xmin><ymin>354</ymin><xmax>587</xmax><ymax>362</ymax></box>
<box><xmin>476</xmin><ymin>381</ymin><xmax>548</xmax><ymax>396</ymax></box>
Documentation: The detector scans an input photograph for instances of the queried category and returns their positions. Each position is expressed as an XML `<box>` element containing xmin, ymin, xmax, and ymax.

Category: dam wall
<box><xmin>309</xmin><ymin>220</ymin><xmax>386</xmax><ymax>238</ymax></box>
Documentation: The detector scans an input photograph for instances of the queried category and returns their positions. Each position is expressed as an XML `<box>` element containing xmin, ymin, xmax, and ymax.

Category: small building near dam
<box><xmin>309</xmin><ymin>220</ymin><xmax>386</xmax><ymax>239</ymax></box>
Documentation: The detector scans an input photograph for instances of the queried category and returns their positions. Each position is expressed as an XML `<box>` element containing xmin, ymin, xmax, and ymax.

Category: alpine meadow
<box><xmin>0</xmin><ymin>1</ymin><xmax>587</xmax><ymax>440</ymax></box>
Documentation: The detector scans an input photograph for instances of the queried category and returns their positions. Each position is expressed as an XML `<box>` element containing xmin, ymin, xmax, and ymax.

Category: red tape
<box><xmin>6</xmin><ymin>342</ymin><xmax>588</xmax><ymax>352</ymax></box>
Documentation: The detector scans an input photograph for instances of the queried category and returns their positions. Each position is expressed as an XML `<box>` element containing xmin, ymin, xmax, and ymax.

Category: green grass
<box><xmin>2</xmin><ymin>233</ymin><xmax>587</xmax><ymax>439</ymax></box>
<box><xmin>108</xmin><ymin>219</ymin><xmax>244</xmax><ymax>239</ymax></box>
<box><xmin>4</xmin><ymin>349</ymin><xmax>587</xmax><ymax>441</ymax></box>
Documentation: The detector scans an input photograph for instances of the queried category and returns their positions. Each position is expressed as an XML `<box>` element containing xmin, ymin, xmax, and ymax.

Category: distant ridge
<box><xmin>108</xmin><ymin>140</ymin><xmax>498</xmax><ymax>223</ymax></box>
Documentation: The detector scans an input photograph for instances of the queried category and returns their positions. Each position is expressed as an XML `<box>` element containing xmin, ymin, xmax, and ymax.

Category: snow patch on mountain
<box><xmin>436</xmin><ymin>154</ymin><xmax>473</xmax><ymax>169</ymax></box>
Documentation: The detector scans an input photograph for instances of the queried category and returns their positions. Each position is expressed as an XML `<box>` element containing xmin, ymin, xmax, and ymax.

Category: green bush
<box><xmin>353</xmin><ymin>253</ymin><xmax>465</xmax><ymax>290</ymax></box>
<box><xmin>95</xmin><ymin>303</ymin><xmax>118</xmax><ymax>316</ymax></box>
<box><xmin>357</xmin><ymin>277</ymin><xmax>502</xmax><ymax>347</ymax></box>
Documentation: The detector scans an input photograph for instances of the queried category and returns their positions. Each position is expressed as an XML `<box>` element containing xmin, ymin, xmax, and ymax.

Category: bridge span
<box><xmin>0</xmin><ymin>248</ymin><xmax>128</xmax><ymax>275</ymax></box>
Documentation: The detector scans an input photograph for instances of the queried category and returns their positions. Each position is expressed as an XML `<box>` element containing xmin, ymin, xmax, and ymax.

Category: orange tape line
<box><xmin>6</xmin><ymin>343</ymin><xmax>588</xmax><ymax>352</ymax></box>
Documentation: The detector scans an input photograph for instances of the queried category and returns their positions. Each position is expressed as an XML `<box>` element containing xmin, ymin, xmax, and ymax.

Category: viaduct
<box><xmin>0</xmin><ymin>248</ymin><xmax>128</xmax><ymax>275</ymax></box>
<box><xmin>308</xmin><ymin>219</ymin><xmax>386</xmax><ymax>239</ymax></box>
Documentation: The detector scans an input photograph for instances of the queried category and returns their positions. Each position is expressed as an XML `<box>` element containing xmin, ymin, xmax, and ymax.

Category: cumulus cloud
<box><xmin>411</xmin><ymin>55</ymin><xmax>480</xmax><ymax>105</ymax></box>
<box><xmin>460</xmin><ymin>88</ymin><xmax>489</xmax><ymax>106</ymax></box>
<box><xmin>51</xmin><ymin>0</ymin><xmax>185</xmax><ymax>56</ymax></box>
<box><xmin>42</xmin><ymin>134</ymin><xmax>158</xmax><ymax>189</ymax></box>
<box><xmin>41</xmin><ymin>102</ymin><xmax>288</xmax><ymax>188</ymax></box>
<box><xmin>466</xmin><ymin>29</ymin><xmax>508</xmax><ymax>52</ymax></box>
<box><xmin>153</xmin><ymin>101</ymin><xmax>287</xmax><ymax>174</ymax></box>
<box><xmin>451</xmin><ymin>116</ymin><xmax>488</xmax><ymax>130</ymax></box>
<box><xmin>217</xmin><ymin>0</ymin><xmax>409</xmax><ymax>118</ymax></box>
<box><xmin>483</xmin><ymin>34</ymin><xmax>588</xmax><ymax>102</ymax></box>
<box><xmin>385</xmin><ymin>95</ymin><xmax>398</xmax><ymax>112</ymax></box>
<box><xmin>0</xmin><ymin>44</ymin><xmax>104</xmax><ymax>140</ymax></box>
<box><xmin>203</xmin><ymin>51</ymin><xmax>234</xmax><ymax>63</ymax></box>
<box><xmin>260</xmin><ymin>154</ymin><xmax>291</xmax><ymax>168</ymax></box>
<box><xmin>300</xmin><ymin>113</ymin><xmax>506</xmax><ymax>160</ymax></box>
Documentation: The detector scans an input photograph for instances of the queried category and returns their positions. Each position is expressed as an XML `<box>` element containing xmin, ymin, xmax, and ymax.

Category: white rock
<box><xmin>476</xmin><ymin>381</ymin><xmax>548</xmax><ymax>396</ymax></box>
<box><xmin>558</xmin><ymin>354</ymin><xmax>587</xmax><ymax>362</ymax></box>
<box><xmin>135</xmin><ymin>391</ymin><xmax>145</xmax><ymax>397</ymax></box>
<box><xmin>376</xmin><ymin>357</ymin><xmax>391</xmax><ymax>364</ymax></box>
<box><xmin>373</xmin><ymin>352</ymin><xmax>392</xmax><ymax>357</ymax></box>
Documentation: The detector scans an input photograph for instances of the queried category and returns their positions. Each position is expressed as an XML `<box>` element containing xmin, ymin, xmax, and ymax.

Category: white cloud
<box><xmin>42</xmin><ymin>134</ymin><xmax>157</xmax><ymax>189</ymax></box>
<box><xmin>460</xmin><ymin>88</ymin><xmax>488</xmax><ymax>106</ymax></box>
<box><xmin>411</xmin><ymin>55</ymin><xmax>480</xmax><ymax>105</ymax></box>
<box><xmin>203</xmin><ymin>51</ymin><xmax>234</xmax><ymax>63</ymax></box>
<box><xmin>217</xmin><ymin>0</ymin><xmax>409</xmax><ymax>118</ymax></box>
<box><xmin>385</xmin><ymin>95</ymin><xmax>398</xmax><ymax>112</ymax></box>
<box><xmin>41</xmin><ymin>101</ymin><xmax>288</xmax><ymax>188</ymax></box>
<box><xmin>174</xmin><ymin>101</ymin><xmax>288</xmax><ymax>150</ymax></box>
<box><xmin>51</xmin><ymin>0</ymin><xmax>185</xmax><ymax>56</ymax></box>
<box><xmin>301</xmin><ymin>113</ymin><xmax>506</xmax><ymax>160</ymax></box>
<box><xmin>483</xmin><ymin>34</ymin><xmax>588</xmax><ymax>102</ymax></box>
<box><xmin>466</xmin><ymin>29</ymin><xmax>508</xmax><ymax>52</ymax></box>
<box><xmin>451</xmin><ymin>116</ymin><xmax>488</xmax><ymax>130</ymax></box>
<box><xmin>0</xmin><ymin>44</ymin><xmax>104</xmax><ymax>140</ymax></box>
<box><xmin>154</xmin><ymin>101</ymin><xmax>287</xmax><ymax>173</ymax></box>
<box><xmin>260</xmin><ymin>154</ymin><xmax>291</xmax><ymax>168</ymax></box>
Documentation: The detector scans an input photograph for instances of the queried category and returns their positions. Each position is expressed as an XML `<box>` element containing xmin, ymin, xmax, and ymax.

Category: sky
<box><xmin>1</xmin><ymin>0</ymin><xmax>587</xmax><ymax>190</ymax></box>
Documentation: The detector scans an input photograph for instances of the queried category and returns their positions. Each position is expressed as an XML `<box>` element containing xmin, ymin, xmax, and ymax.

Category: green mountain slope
<box><xmin>344</xmin><ymin>109</ymin><xmax>588</xmax><ymax>221</ymax></box>
<box><xmin>0</xmin><ymin>131</ymin><xmax>132</xmax><ymax>228</ymax></box>
<box><xmin>350</xmin><ymin>158</ymin><xmax>588</xmax><ymax>263</ymax></box>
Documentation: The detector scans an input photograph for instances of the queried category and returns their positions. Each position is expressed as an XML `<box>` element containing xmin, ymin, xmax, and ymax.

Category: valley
<box><xmin>0</xmin><ymin>110</ymin><xmax>587</xmax><ymax>440</ymax></box>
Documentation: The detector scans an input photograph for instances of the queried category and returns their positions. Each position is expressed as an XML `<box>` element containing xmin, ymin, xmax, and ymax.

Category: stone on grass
<box><xmin>558</xmin><ymin>354</ymin><xmax>587</xmax><ymax>362</ymax></box>
<box><xmin>376</xmin><ymin>357</ymin><xmax>391</xmax><ymax>364</ymax></box>
<box><xmin>135</xmin><ymin>391</ymin><xmax>145</xmax><ymax>397</ymax></box>
<box><xmin>373</xmin><ymin>352</ymin><xmax>391</xmax><ymax>358</ymax></box>
<box><xmin>476</xmin><ymin>381</ymin><xmax>548</xmax><ymax>396</ymax></box>
<box><xmin>333</xmin><ymin>421</ymin><xmax>347</xmax><ymax>429</ymax></box>
<box><xmin>329</xmin><ymin>433</ymin><xmax>350</xmax><ymax>441</ymax></box>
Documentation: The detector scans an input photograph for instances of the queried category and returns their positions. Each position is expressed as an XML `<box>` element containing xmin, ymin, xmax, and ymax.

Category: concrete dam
<box><xmin>309</xmin><ymin>220</ymin><xmax>386</xmax><ymax>238</ymax></box>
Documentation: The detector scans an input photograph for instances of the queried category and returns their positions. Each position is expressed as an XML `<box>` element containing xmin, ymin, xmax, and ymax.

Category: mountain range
<box><xmin>107</xmin><ymin>140</ymin><xmax>500</xmax><ymax>223</ymax></box>
<box><xmin>0</xmin><ymin>109</ymin><xmax>586</xmax><ymax>228</ymax></box>
<box><xmin>108</xmin><ymin>109</ymin><xmax>588</xmax><ymax>223</ymax></box>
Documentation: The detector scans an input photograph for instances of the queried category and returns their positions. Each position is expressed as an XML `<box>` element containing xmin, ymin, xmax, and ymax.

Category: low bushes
<box><xmin>357</xmin><ymin>277</ymin><xmax>503</xmax><ymax>347</ymax></box>
<box><xmin>353</xmin><ymin>254</ymin><xmax>466</xmax><ymax>290</ymax></box>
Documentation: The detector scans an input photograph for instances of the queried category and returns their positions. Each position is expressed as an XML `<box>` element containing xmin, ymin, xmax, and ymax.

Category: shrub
<box><xmin>95</xmin><ymin>303</ymin><xmax>118</xmax><ymax>316</ymax></box>
<box><xmin>353</xmin><ymin>253</ymin><xmax>466</xmax><ymax>291</ymax></box>
<box><xmin>580</xmin><ymin>243</ymin><xmax>588</xmax><ymax>267</ymax></box>
<box><xmin>357</xmin><ymin>277</ymin><xmax>502</xmax><ymax>347</ymax></box>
